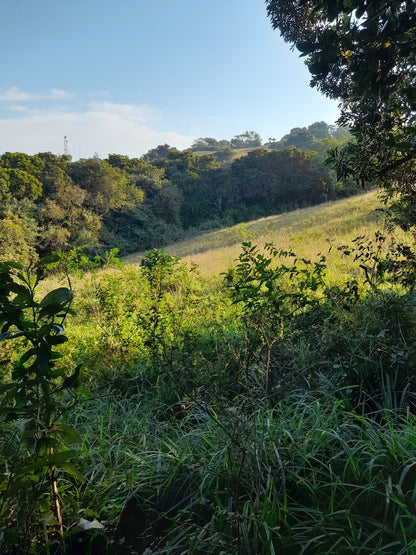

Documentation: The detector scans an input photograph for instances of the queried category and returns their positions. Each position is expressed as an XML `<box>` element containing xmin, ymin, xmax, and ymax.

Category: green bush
<box><xmin>0</xmin><ymin>256</ymin><xmax>84</xmax><ymax>553</ymax></box>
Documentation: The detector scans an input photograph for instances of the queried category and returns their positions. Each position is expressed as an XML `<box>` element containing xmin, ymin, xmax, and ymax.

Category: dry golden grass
<box><xmin>191</xmin><ymin>147</ymin><xmax>259</xmax><ymax>161</ymax></box>
<box><xmin>123</xmin><ymin>190</ymin><xmax>411</xmax><ymax>281</ymax></box>
<box><xmin>124</xmin><ymin>192</ymin><xmax>369</xmax><ymax>269</ymax></box>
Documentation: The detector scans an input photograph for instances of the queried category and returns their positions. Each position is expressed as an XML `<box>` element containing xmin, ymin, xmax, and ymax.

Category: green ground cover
<box><xmin>1</xmin><ymin>191</ymin><xmax>416</xmax><ymax>554</ymax></box>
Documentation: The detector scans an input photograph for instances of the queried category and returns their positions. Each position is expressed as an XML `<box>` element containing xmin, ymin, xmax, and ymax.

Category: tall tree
<box><xmin>106</xmin><ymin>154</ymin><xmax>167</xmax><ymax>197</ymax></box>
<box><xmin>0</xmin><ymin>153</ymin><xmax>44</xmax><ymax>205</ymax></box>
<box><xmin>308</xmin><ymin>121</ymin><xmax>330</xmax><ymax>139</ymax></box>
<box><xmin>69</xmin><ymin>158</ymin><xmax>143</xmax><ymax>216</ymax></box>
<box><xmin>266</xmin><ymin>0</ymin><xmax>416</xmax><ymax>229</ymax></box>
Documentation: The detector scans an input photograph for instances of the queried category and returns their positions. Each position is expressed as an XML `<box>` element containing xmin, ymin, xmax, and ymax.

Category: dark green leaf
<box><xmin>36</xmin><ymin>342</ymin><xmax>51</xmax><ymax>376</ymax></box>
<box><xmin>296</xmin><ymin>40</ymin><xmax>317</xmax><ymax>55</ymax></box>
<box><xmin>47</xmin><ymin>335</ymin><xmax>68</xmax><ymax>346</ymax></box>
<box><xmin>62</xmin><ymin>365</ymin><xmax>83</xmax><ymax>390</ymax></box>
<box><xmin>18</xmin><ymin>347</ymin><xmax>37</xmax><ymax>365</ymax></box>
<box><xmin>58</xmin><ymin>423</ymin><xmax>82</xmax><ymax>444</ymax></box>
<box><xmin>61</xmin><ymin>463</ymin><xmax>84</xmax><ymax>482</ymax></box>
<box><xmin>1</xmin><ymin>261</ymin><xmax>22</xmax><ymax>270</ymax></box>
<box><xmin>38</xmin><ymin>253</ymin><xmax>60</xmax><ymax>266</ymax></box>
<box><xmin>40</xmin><ymin>287</ymin><xmax>74</xmax><ymax>308</ymax></box>
<box><xmin>24</xmin><ymin>450</ymin><xmax>78</xmax><ymax>471</ymax></box>
<box><xmin>8</xmin><ymin>283</ymin><xmax>32</xmax><ymax>300</ymax></box>
<box><xmin>0</xmin><ymin>330</ymin><xmax>25</xmax><ymax>341</ymax></box>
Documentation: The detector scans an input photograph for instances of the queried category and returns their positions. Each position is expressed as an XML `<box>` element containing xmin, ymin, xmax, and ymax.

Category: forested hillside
<box><xmin>0</xmin><ymin>122</ymin><xmax>355</xmax><ymax>263</ymax></box>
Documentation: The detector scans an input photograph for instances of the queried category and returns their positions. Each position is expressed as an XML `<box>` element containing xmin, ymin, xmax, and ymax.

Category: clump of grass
<box><xmin>71</xmin><ymin>385</ymin><xmax>416</xmax><ymax>553</ymax></box>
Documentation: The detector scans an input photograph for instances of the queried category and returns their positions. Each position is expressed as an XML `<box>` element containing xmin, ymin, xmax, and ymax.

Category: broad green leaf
<box><xmin>0</xmin><ymin>330</ymin><xmax>25</xmax><ymax>341</ymax></box>
<box><xmin>50</xmin><ymin>367</ymin><xmax>67</xmax><ymax>379</ymax></box>
<box><xmin>38</xmin><ymin>252</ymin><xmax>60</xmax><ymax>266</ymax></box>
<box><xmin>40</xmin><ymin>287</ymin><xmax>74</xmax><ymax>308</ymax></box>
<box><xmin>39</xmin><ymin>304</ymin><xmax>67</xmax><ymax>318</ymax></box>
<box><xmin>18</xmin><ymin>347</ymin><xmax>37</xmax><ymax>366</ymax></box>
<box><xmin>8</xmin><ymin>283</ymin><xmax>32</xmax><ymax>300</ymax></box>
<box><xmin>24</xmin><ymin>449</ymin><xmax>78</xmax><ymax>471</ymax></box>
<box><xmin>0</xmin><ymin>260</ymin><xmax>22</xmax><ymax>270</ymax></box>
<box><xmin>58</xmin><ymin>423</ymin><xmax>82</xmax><ymax>445</ymax></box>
<box><xmin>297</xmin><ymin>41</ymin><xmax>317</xmax><ymax>55</ymax></box>
<box><xmin>62</xmin><ymin>463</ymin><xmax>84</xmax><ymax>482</ymax></box>
<box><xmin>36</xmin><ymin>341</ymin><xmax>51</xmax><ymax>376</ymax></box>
<box><xmin>47</xmin><ymin>335</ymin><xmax>68</xmax><ymax>346</ymax></box>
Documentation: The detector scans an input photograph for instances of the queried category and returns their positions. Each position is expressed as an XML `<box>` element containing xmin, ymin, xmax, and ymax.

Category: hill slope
<box><xmin>123</xmin><ymin>190</ymin><xmax>388</xmax><ymax>276</ymax></box>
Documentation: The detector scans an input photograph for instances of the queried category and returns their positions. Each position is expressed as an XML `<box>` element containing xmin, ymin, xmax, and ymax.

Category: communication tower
<box><xmin>63</xmin><ymin>136</ymin><xmax>69</xmax><ymax>156</ymax></box>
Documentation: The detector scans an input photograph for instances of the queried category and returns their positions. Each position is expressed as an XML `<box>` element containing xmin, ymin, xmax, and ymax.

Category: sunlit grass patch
<box><xmin>123</xmin><ymin>190</ymin><xmax>389</xmax><ymax>279</ymax></box>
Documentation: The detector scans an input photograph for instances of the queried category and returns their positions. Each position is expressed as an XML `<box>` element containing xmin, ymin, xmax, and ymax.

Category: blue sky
<box><xmin>0</xmin><ymin>0</ymin><xmax>340</xmax><ymax>159</ymax></box>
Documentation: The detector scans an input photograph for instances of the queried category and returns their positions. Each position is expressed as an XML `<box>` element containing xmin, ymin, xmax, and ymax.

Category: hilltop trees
<box><xmin>36</xmin><ymin>153</ymin><xmax>92</xmax><ymax>252</ymax></box>
<box><xmin>190</xmin><ymin>131</ymin><xmax>262</xmax><ymax>153</ymax></box>
<box><xmin>0</xmin><ymin>153</ymin><xmax>43</xmax><ymax>207</ymax></box>
<box><xmin>308</xmin><ymin>121</ymin><xmax>330</xmax><ymax>140</ymax></box>
<box><xmin>228</xmin><ymin>147</ymin><xmax>333</xmax><ymax>214</ymax></box>
<box><xmin>268</xmin><ymin>127</ymin><xmax>319</xmax><ymax>151</ymax></box>
<box><xmin>0</xmin><ymin>154</ymin><xmax>44</xmax><ymax>261</ymax></box>
<box><xmin>190</xmin><ymin>137</ymin><xmax>223</xmax><ymax>152</ymax></box>
<box><xmin>156</xmin><ymin>149</ymin><xmax>220</xmax><ymax>228</ymax></box>
<box><xmin>69</xmin><ymin>158</ymin><xmax>143</xmax><ymax>216</ymax></box>
<box><xmin>231</xmin><ymin>130</ymin><xmax>262</xmax><ymax>149</ymax></box>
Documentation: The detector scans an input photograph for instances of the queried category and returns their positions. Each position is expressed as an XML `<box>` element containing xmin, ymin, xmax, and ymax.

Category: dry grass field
<box><xmin>123</xmin><ymin>190</ymin><xmax>405</xmax><ymax>280</ymax></box>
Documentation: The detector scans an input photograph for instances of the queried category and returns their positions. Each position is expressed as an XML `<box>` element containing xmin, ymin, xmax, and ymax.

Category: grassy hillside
<box><xmin>123</xmin><ymin>189</ymin><xmax>388</xmax><ymax>277</ymax></box>
<box><xmin>191</xmin><ymin>146</ymin><xmax>256</xmax><ymax>160</ymax></box>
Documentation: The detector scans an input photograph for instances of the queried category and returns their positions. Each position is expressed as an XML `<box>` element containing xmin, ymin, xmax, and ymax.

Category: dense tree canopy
<box><xmin>190</xmin><ymin>137</ymin><xmax>223</xmax><ymax>152</ymax></box>
<box><xmin>142</xmin><ymin>144</ymin><xmax>172</xmax><ymax>163</ymax></box>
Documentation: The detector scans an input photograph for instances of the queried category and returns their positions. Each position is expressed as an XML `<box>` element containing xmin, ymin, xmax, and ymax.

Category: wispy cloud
<box><xmin>0</xmin><ymin>86</ymin><xmax>72</xmax><ymax>102</ymax></box>
<box><xmin>6</xmin><ymin>105</ymin><xmax>34</xmax><ymax>113</ymax></box>
<box><xmin>87</xmin><ymin>101</ymin><xmax>159</xmax><ymax>123</ymax></box>
<box><xmin>49</xmin><ymin>88</ymin><xmax>71</xmax><ymax>100</ymax></box>
<box><xmin>0</xmin><ymin>100</ymin><xmax>193</xmax><ymax>159</ymax></box>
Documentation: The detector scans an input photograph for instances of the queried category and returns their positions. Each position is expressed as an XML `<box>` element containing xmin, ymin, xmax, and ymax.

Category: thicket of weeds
<box><xmin>2</xmin><ymin>234</ymin><xmax>416</xmax><ymax>553</ymax></box>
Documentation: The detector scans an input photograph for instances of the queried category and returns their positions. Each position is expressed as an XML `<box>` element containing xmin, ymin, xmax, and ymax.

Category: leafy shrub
<box><xmin>223</xmin><ymin>242</ymin><xmax>327</xmax><ymax>400</ymax></box>
<box><xmin>0</xmin><ymin>256</ymin><xmax>84</xmax><ymax>553</ymax></box>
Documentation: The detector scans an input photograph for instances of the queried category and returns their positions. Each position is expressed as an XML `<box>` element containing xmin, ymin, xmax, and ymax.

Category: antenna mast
<box><xmin>63</xmin><ymin>135</ymin><xmax>69</xmax><ymax>156</ymax></box>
